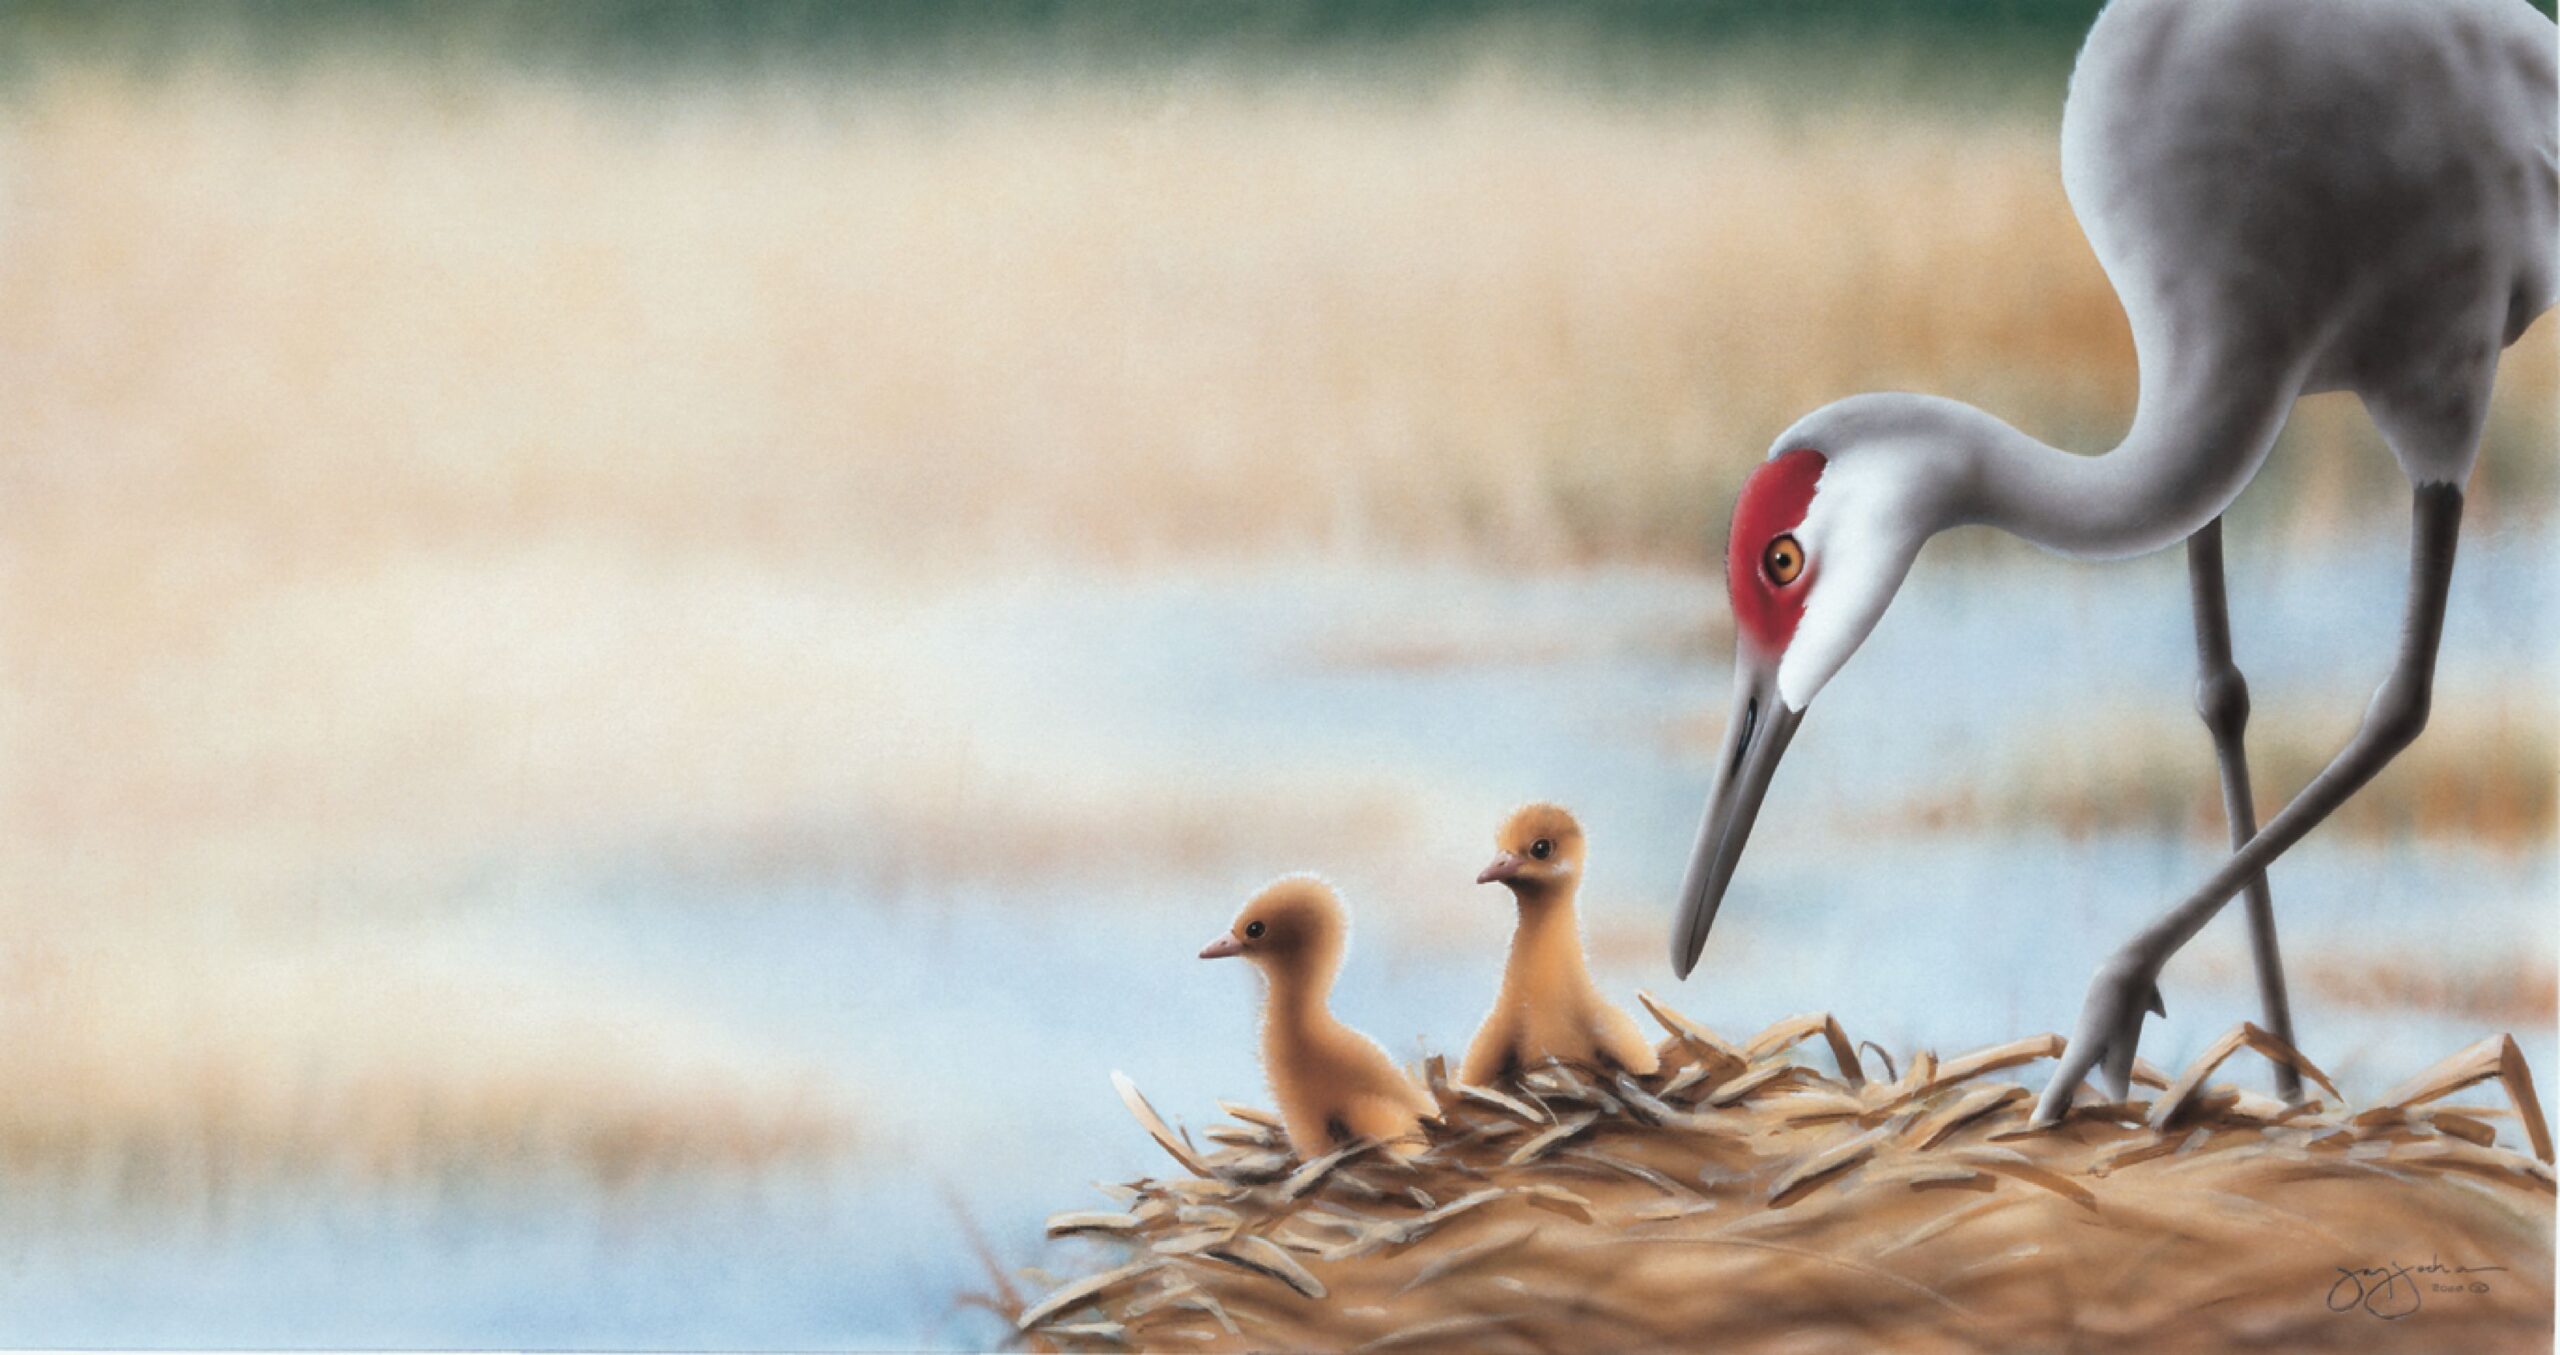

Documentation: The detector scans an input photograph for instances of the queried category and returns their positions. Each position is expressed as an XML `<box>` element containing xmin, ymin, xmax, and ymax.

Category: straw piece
<box><xmin>1880</xmin><ymin>1034</ymin><xmax>2063</xmax><ymax>1112</ymax></box>
<box><xmin>1771</xmin><ymin>1087</ymin><xmax>1871</xmax><ymax>1126</ymax></box>
<box><xmin>1516</xmin><ymin>1063</ymin><xmax>1621</xmax><ymax>1117</ymax></box>
<box><xmin>1613</xmin><ymin>1073</ymin><xmax>1682</xmax><ymax>1125</ymax></box>
<box><xmin>1516</xmin><ymin>1181</ymin><xmax>1597</xmax><ymax>1221</ymax></box>
<box><xmin>2419</xmin><ymin>1111</ymin><xmax>2499</xmax><ymax>1148</ymax></box>
<box><xmin>1169</xmin><ymin>1289</ymin><xmax>1241</xmax><ymax>1337</ymax></box>
<box><xmin>1217</xmin><ymin>1101</ymin><xmax>1285</xmax><ymax>1130</ymax></box>
<box><xmin>1115</xmin><ymin>1071</ymin><xmax>1216</xmax><ymax>1178</ymax></box>
<box><xmin>1212</xmin><ymin>1149</ymin><xmax>1296</xmax><ymax>1185</ymax></box>
<box><xmin>1635</xmin><ymin>991</ymin><xmax>1746</xmax><ymax>1064</ymax></box>
<box><xmin>1362</xmin><ymin>1188</ymin><xmax>1508</xmax><ymax>1249</ymax></box>
<box><xmin>1267</xmin><ymin>1220</ymin><xmax>1341</xmax><ymax>1254</ymax></box>
<box><xmin>2371</xmin><ymin>1034</ymin><xmax>2554</xmax><ymax>1164</ymax></box>
<box><xmin>1705</xmin><ymin>1065</ymin><xmax>1792</xmax><ymax>1106</ymax></box>
<box><xmin>1657</xmin><ymin>1063</ymin><xmax>1711</xmax><ymax>1099</ymax></box>
<box><xmin>1865</xmin><ymin>1049</ymin><xmax>1939</xmax><ymax>1110</ymax></box>
<box><xmin>2092</xmin><ymin>1137</ymin><xmax>2181</xmax><ymax>1175</ymax></box>
<box><xmin>1556</xmin><ymin>1146</ymin><xmax>1690</xmax><ymax>1197</ymax></box>
<box><xmin>1392</xmin><ymin>1223</ymin><xmax>1537</xmax><ymax>1296</ymax></box>
<box><xmin>1769</xmin><ymin>1128</ymin><xmax>1885</xmax><ymax>1207</ymax></box>
<box><xmin>1506</xmin><ymin>1111</ymin><xmax>1600</xmax><ymax>1166</ymax></box>
<box><xmin>1042</xmin><ymin>1320</ymin><xmax>1129</xmax><ymax>1344</ymax></box>
<box><xmin>1895</xmin><ymin>1165</ymin><xmax>1995</xmax><ymax>1192</ymax></box>
<box><xmin>1175</xmin><ymin>1203</ymin><xmax>1242</xmax><ymax>1229</ymax></box>
<box><xmin>1114</xmin><ymin>1275</ymin><xmax>1195</xmax><ymax>1321</ymax></box>
<box><xmin>1744</xmin><ymin>1011</ymin><xmax>1867</xmax><ymax>1088</ymax></box>
<box><xmin>1047</xmin><ymin>1210</ymin><xmax>1143</xmax><ymax>1238</ymax></box>
<box><xmin>1907</xmin><ymin>1084</ymin><xmax>2027</xmax><ymax>1151</ymax></box>
<box><xmin>2227</xmin><ymin>1092</ymin><xmax>2292</xmax><ymax>1122</ymax></box>
<box><xmin>1204</xmin><ymin>1234</ymin><xmax>1327</xmax><ymax>1299</ymax></box>
<box><xmin>1325</xmin><ymin>1171</ymin><xmax>1391</xmax><ymax>1202</ymax></box>
<box><xmin>1975</xmin><ymin>1158</ymin><xmax>2100</xmax><ymax>1211</ymax></box>
<box><xmin>1018</xmin><ymin>1260</ymin><xmax>1159</xmax><ymax>1331</ymax></box>
<box><xmin>2149</xmin><ymin>1023</ymin><xmax>2342</xmax><ymax>1130</ymax></box>
<box><xmin>1281</xmin><ymin>1141</ymin><xmax>1378</xmax><ymax>1201</ymax></box>
<box><xmin>1456</xmin><ymin>1082</ymin><xmax>1551</xmax><ymax>1126</ymax></box>
<box><xmin>1153</xmin><ymin>1229</ymin><xmax>1230</xmax><ymax>1256</ymax></box>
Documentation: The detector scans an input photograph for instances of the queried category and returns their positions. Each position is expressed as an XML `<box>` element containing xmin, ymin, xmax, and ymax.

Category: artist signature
<box><xmin>2327</xmin><ymin>1255</ymin><xmax>2505</xmax><ymax>1319</ymax></box>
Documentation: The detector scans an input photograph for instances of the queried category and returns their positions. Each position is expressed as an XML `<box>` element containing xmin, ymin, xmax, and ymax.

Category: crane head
<box><xmin>1672</xmin><ymin>430</ymin><xmax>1929</xmax><ymax>978</ymax></box>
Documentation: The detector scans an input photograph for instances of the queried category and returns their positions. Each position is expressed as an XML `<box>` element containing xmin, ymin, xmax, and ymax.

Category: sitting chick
<box><xmin>1200</xmin><ymin>876</ymin><xmax>1436</xmax><ymax>1160</ymax></box>
<box><xmin>1462</xmin><ymin>803</ymin><xmax>1661</xmax><ymax>1084</ymax></box>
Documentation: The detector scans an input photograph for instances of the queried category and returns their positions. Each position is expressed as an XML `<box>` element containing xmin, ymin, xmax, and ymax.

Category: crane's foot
<box><xmin>2030</xmin><ymin>957</ymin><xmax>2167</xmax><ymax>1127</ymax></box>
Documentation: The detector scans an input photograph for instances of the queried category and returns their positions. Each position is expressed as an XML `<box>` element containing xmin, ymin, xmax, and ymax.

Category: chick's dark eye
<box><xmin>1530</xmin><ymin>839</ymin><xmax>1552</xmax><ymax>860</ymax></box>
<box><xmin>1244</xmin><ymin>920</ymin><xmax>1265</xmax><ymax>939</ymax></box>
<box><xmin>1764</xmin><ymin>534</ymin><xmax>1804</xmax><ymax>585</ymax></box>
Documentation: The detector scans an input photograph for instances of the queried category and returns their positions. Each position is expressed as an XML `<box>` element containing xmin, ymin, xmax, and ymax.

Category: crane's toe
<box><xmin>2030</xmin><ymin>962</ymin><xmax>2166</xmax><ymax>1127</ymax></box>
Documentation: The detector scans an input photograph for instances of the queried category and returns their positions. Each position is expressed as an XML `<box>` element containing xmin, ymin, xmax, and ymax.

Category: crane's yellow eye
<box><xmin>1764</xmin><ymin>534</ymin><xmax>1804</xmax><ymax>585</ymax></box>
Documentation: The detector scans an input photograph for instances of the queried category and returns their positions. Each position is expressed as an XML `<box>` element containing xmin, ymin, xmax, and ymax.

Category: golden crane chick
<box><xmin>1200</xmin><ymin>875</ymin><xmax>1436</xmax><ymax>1160</ymax></box>
<box><xmin>1463</xmin><ymin>803</ymin><xmax>1661</xmax><ymax>1084</ymax></box>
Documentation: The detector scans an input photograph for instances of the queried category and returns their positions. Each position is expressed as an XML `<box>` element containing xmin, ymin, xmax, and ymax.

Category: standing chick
<box><xmin>1200</xmin><ymin>876</ymin><xmax>1436</xmax><ymax>1160</ymax></box>
<box><xmin>1463</xmin><ymin>803</ymin><xmax>1661</xmax><ymax>1084</ymax></box>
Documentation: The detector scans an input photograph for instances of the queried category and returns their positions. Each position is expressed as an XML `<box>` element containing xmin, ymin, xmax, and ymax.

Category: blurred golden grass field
<box><xmin>0</xmin><ymin>55</ymin><xmax>2549</xmax><ymax>1184</ymax></box>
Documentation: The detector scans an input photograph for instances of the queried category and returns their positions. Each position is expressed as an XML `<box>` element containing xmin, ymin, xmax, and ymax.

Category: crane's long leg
<box><xmin>2032</xmin><ymin>484</ymin><xmax>2461</xmax><ymax>1126</ymax></box>
<box><xmin>2186</xmin><ymin>519</ymin><xmax>2303</xmax><ymax>1104</ymax></box>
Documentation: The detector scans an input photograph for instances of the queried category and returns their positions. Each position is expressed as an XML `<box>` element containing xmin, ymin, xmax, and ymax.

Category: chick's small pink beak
<box><xmin>1477</xmin><ymin>853</ymin><xmax>1526</xmax><ymax>885</ymax></box>
<box><xmin>1198</xmin><ymin>931</ymin><xmax>1243</xmax><ymax>960</ymax></box>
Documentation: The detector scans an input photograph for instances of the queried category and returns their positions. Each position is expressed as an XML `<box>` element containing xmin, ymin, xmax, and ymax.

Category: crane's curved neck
<box><xmin>1946</xmin><ymin>349</ymin><xmax>2302</xmax><ymax>561</ymax></box>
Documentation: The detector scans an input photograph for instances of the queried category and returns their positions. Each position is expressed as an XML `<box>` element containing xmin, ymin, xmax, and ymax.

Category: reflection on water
<box><xmin>2</xmin><ymin>538</ymin><xmax>2550</xmax><ymax>1349</ymax></box>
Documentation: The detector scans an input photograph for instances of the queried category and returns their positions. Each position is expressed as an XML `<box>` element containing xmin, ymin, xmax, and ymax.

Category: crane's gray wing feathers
<box><xmin>2062</xmin><ymin>0</ymin><xmax>2557</xmax><ymax>483</ymax></box>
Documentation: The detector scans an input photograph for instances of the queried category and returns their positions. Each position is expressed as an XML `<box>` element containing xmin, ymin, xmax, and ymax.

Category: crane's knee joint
<box><xmin>2362</xmin><ymin>676</ymin><xmax>2431</xmax><ymax>752</ymax></box>
<box><xmin>2194</xmin><ymin>665</ymin><xmax>2250</xmax><ymax>739</ymax></box>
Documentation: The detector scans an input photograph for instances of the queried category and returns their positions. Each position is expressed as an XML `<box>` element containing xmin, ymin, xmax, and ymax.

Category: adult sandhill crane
<box><xmin>1669</xmin><ymin>0</ymin><xmax>2556</xmax><ymax>1126</ymax></box>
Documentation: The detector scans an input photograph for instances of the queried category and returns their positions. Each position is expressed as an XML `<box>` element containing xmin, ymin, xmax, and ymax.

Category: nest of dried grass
<box><xmin>1012</xmin><ymin>996</ymin><xmax>2556</xmax><ymax>1354</ymax></box>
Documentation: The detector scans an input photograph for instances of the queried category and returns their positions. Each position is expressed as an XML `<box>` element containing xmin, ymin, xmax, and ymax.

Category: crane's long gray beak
<box><xmin>1671</xmin><ymin>662</ymin><xmax>1803</xmax><ymax>978</ymax></box>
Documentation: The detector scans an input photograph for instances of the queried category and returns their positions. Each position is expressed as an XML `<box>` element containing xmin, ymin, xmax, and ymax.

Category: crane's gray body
<box><xmin>2065</xmin><ymin>0</ymin><xmax>2557</xmax><ymax>487</ymax></box>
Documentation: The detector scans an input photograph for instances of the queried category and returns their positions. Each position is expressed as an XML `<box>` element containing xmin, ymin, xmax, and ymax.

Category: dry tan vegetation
<box><xmin>0</xmin><ymin>920</ymin><xmax>849</xmax><ymax>1193</ymax></box>
<box><xmin>7</xmin><ymin>59</ymin><xmax>2548</xmax><ymax>584</ymax></box>
<box><xmin>1875</xmin><ymin>689</ymin><xmax>2556</xmax><ymax>852</ymax></box>
<box><xmin>2187</xmin><ymin>942</ymin><xmax>2560</xmax><ymax>1028</ymax></box>
<box><xmin>1022</xmin><ymin>1004</ymin><xmax>2556</xmax><ymax>1353</ymax></box>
